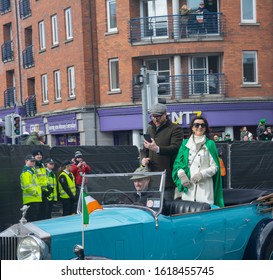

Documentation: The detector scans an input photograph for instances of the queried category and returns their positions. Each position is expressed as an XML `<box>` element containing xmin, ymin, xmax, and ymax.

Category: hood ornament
<box><xmin>20</xmin><ymin>205</ymin><xmax>30</xmax><ymax>224</ymax></box>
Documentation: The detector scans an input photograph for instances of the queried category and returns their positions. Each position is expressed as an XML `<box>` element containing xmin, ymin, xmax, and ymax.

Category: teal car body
<box><xmin>1</xmin><ymin>171</ymin><xmax>273</xmax><ymax>260</ymax></box>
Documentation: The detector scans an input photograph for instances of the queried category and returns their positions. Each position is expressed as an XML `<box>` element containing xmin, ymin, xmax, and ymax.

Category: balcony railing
<box><xmin>19</xmin><ymin>0</ymin><xmax>31</xmax><ymax>19</ymax></box>
<box><xmin>24</xmin><ymin>95</ymin><xmax>37</xmax><ymax>117</ymax></box>
<box><xmin>0</xmin><ymin>0</ymin><xmax>11</xmax><ymax>14</ymax></box>
<box><xmin>22</xmin><ymin>45</ymin><xmax>34</xmax><ymax>68</ymax></box>
<box><xmin>129</xmin><ymin>13</ymin><xmax>225</xmax><ymax>44</ymax></box>
<box><xmin>132</xmin><ymin>73</ymin><xmax>227</xmax><ymax>102</ymax></box>
<box><xmin>4</xmin><ymin>87</ymin><xmax>15</xmax><ymax>108</ymax></box>
<box><xmin>1</xmin><ymin>40</ymin><xmax>13</xmax><ymax>62</ymax></box>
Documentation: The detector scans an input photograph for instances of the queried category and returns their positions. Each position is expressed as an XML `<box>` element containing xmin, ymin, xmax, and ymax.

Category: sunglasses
<box><xmin>193</xmin><ymin>123</ymin><xmax>206</xmax><ymax>128</ymax></box>
<box><xmin>150</xmin><ymin>114</ymin><xmax>163</xmax><ymax>120</ymax></box>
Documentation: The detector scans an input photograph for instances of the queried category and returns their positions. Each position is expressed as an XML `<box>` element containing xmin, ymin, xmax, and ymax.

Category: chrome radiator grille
<box><xmin>0</xmin><ymin>236</ymin><xmax>19</xmax><ymax>260</ymax></box>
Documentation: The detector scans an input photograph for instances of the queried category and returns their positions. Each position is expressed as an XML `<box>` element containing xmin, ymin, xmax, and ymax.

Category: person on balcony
<box><xmin>193</xmin><ymin>2</ymin><xmax>209</xmax><ymax>34</ymax></box>
<box><xmin>208</xmin><ymin>69</ymin><xmax>217</xmax><ymax>94</ymax></box>
<box><xmin>180</xmin><ymin>4</ymin><xmax>192</xmax><ymax>38</ymax></box>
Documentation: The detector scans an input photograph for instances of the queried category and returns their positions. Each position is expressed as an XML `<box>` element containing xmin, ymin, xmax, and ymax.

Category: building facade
<box><xmin>0</xmin><ymin>0</ymin><xmax>273</xmax><ymax>147</ymax></box>
<box><xmin>0</xmin><ymin>0</ymin><xmax>100</xmax><ymax>145</ymax></box>
<box><xmin>95</xmin><ymin>0</ymin><xmax>273</xmax><ymax>145</ymax></box>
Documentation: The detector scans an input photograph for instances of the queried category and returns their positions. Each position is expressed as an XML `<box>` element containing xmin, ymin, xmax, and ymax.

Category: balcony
<box><xmin>4</xmin><ymin>87</ymin><xmax>15</xmax><ymax>108</ymax></box>
<box><xmin>19</xmin><ymin>0</ymin><xmax>31</xmax><ymax>19</ymax></box>
<box><xmin>24</xmin><ymin>95</ymin><xmax>37</xmax><ymax>117</ymax></box>
<box><xmin>22</xmin><ymin>45</ymin><xmax>34</xmax><ymax>68</ymax></box>
<box><xmin>1</xmin><ymin>40</ymin><xmax>13</xmax><ymax>62</ymax></box>
<box><xmin>0</xmin><ymin>0</ymin><xmax>11</xmax><ymax>14</ymax></box>
<box><xmin>129</xmin><ymin>13</ymin><xmax>225</xmax><ymax>45</ymax></box>
<box><xmin>132</xmin><ymin>73</ymin><xmax>227</xmax><ymax>102</ymax></box>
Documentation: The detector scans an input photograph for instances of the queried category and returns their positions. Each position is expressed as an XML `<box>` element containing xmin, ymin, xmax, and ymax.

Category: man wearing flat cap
<box><xmin>141</xmin><ymin>103</ymin><xmax>183</xmax><ymax>201</ymax></box>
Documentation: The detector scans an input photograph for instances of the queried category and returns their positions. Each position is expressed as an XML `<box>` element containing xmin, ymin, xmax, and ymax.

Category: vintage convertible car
<box><xmin>1</xmin><ymin>171</ymin><xmax>273</xmax><ymax>260</ymax></box>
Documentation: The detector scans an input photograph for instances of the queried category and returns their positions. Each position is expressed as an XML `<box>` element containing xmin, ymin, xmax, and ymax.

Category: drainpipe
<box><xmin>88</xmin><ymin>0</ymin><xmax>98</xmax><ymax>146</ymax></box>
<box><xmin>14</xmin><ymin>0</ymin><xmax>23</xmax><ymax>106</ymax></box>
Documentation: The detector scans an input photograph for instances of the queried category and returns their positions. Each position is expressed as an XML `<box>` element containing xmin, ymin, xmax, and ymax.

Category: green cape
<box><xmin>172</xmin><ymin>138</ymin><xmax>224</xmax><ymax>207</ymax></box>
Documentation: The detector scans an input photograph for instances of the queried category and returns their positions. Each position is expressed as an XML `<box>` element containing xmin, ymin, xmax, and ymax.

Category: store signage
<box><xmin>171</xmin><ymin>111</ymin><xmax>202</xmax><ymax>125</ymax></box>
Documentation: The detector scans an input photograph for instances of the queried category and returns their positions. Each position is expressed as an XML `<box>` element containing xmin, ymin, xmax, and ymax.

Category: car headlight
<box><xmin>17</xmin><ymin>235</ymin><xmax>48</xmax><ymax>260</ymax></box>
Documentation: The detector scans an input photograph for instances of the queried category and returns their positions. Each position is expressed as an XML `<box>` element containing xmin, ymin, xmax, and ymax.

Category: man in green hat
<box><xmin>256</xmin><ymin>118</ymin><xmax>266</xmax><ymax>140</ymax></box>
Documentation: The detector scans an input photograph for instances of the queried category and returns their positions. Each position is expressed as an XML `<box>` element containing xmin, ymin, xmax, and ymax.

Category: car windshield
<box><xmin>78</xmin><ymin>171</ymin><xmax>166</xmax><ymax>216</ymax></box>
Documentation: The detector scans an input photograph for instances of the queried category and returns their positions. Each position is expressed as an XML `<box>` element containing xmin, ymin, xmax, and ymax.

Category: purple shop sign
<box><xmin>24</xmin><ymin>117</ymin><xmax>45</xmax><ymax>133</ymax></box>
<box><xmin>47</xmin><ymin>113</ymin><xmax>78</xmax><ymax>134</ymax></box>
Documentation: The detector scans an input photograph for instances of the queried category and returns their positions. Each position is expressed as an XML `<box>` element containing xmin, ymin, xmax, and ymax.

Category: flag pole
<box><xmin>80</xmin><ymin>173</ymin><xmax>86</xmax><ymax>249</ymax></box>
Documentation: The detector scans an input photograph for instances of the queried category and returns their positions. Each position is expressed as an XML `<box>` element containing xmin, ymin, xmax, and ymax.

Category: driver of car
<box><xmin>130</xmin><ymin>167</ymin><xmax>153</xmax><ymax>205</ymax></box>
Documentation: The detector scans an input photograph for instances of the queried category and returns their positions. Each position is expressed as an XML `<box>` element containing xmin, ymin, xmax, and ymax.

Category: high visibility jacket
<box><xmin>35</xmin><ymin>163</ymin><xmax>48</xmax><ymax>191</ymax></box>
<box><xmin>46</xmin><ymin>169</ymin><xmax>57</xmax><ymax>201</ymax></box>
<box><xmin>58</xmin><ymin>171</ymin><xmax>76</xmax><ymax>199</ymax></box>
<box><xmin>20</xmin><ymin>166</ymin><xmax>42</xmax><ymax>204</ymax></box>
<box><xmin>219</xmin><ymin>157</ymin><xmax>226</xmax><ymax>177</ymax></box>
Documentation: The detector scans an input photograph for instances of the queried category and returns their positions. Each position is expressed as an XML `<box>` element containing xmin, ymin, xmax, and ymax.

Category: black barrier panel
<box><xmin>230</xmin><ymin>141</ymin><xmax>273</xmax><ymax>190</ymax></box>
<box><xmin>49</xmin><ymin>146</ymin><xmax>140</xmax><ymax>174</ymax></box>
<box><xmin>0</xmin><ymin>145</ymin><xmax>50</xmax><ymax>231</ymax></box>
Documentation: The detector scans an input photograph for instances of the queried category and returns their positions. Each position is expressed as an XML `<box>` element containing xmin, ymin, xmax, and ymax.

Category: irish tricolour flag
<box><xmin>83</xmin><ymin>192</ymin><xmax>103</xmax><ymax>225</ymax></box>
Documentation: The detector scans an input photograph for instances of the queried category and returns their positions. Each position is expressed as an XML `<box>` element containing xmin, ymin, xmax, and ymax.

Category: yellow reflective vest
<box><xmin>20</xmin><ymin>166</ymin><xmax>42</xmax><ymax>204</ymax></box>
<box><xmin>58</xmin><ymin>171</ymin><xmax>76</xmax><ymax>199</ymax></box>
<box><xmin>46</xmin><ymin>169</ymin><xmax>57</xmax><ymax>201</ymax></box>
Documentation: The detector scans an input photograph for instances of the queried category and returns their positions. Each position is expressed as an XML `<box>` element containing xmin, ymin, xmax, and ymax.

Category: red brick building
<box><xmin>0</xmin><ymin>0</ymin><xmax>273</xmax><ymax>146</ymax></box>
<box><xmin>95</xmin><ymin>0</ymin><xmax>273</xmax><ymax>144</ymax></box>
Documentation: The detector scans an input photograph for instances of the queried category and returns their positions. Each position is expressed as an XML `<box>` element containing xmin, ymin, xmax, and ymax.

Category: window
<box><xmin>65</xmin><ymin>8</ymin><xmax>73</xmax><ymax>40</ymax></box>
<box><xmin>54</xmin><ymin>70</ymin><xmax>61</xmax><ymax>100</ymax></box>
<box><xmin>41</xmin><ymin>74</ymin><xmax>48</xmax><ymax>102</ymax></box>
<box><xmin>241</xmin><ymin>0</ymin><xmax>256</xmax><ymax>23</ymax></box>
<box><xmin>106</xmin><ymin>0</ymin><xmax>117</xmax><ymax>32</ymax></box>
<box><xmin>242</xmin><ymin>51</ymin><xmax>257</xmax><ymax>84</ymax></box>
<box><xmin>146</xmin><ymin>58</ymin><xmax>170</xmax><ymax>95</ymax></box>
<box><xmin>39</xmin><ymin>21</ymin><xmax>46</xmax><ymax>50</ymax></box>
<box><xmin>67</xmin><ymin>66</ymin><xmax>75</xmax><ymax>98</ymax></box>
<box><xmin>51</xmin><ymin>14</ymin><xmax>59</xmax><ymax>46</ymax></box>
<box><xmin>109</xmin><ymin>58</ymin><xmax>119</xmax><ymax>91</ymax></box>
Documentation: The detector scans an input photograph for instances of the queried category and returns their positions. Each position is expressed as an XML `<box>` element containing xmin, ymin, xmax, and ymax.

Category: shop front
<box><xmin>97</xmin><ymin>101</ymin><xmax>273</xmax><ymax>144</ymax></box>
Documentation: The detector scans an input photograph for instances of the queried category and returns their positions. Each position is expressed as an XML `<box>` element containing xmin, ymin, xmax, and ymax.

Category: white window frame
<box><xmin>54</xmin><ymin>70</ymin><xmax>61</xmax><ymax>100</ymax></box>
<box><xmin>106</xmin><ymin>0</ymin><xmax>117</xmax><ymax>32</ymax></box>
<box><xmin>242</xmin><ymin>51</ymin><xmax>258</xmax><ymax>84</ymax></box>
<box><xmin>241</xmin><ymin>0</ymin><xmax>256</xmax><ymax>23</ymax></box>
<box><xmin>109</xmin><ymin>58</ymin><xmax>120</xmax><ymax>91</ymax></box>
<box><xmin>51</xmin><ymin>14</ymin><xmax>59</xmax><ymax>46</ymax></box>
<box><xmin>65</xmin><ymin>8</ymin><xmax>73</xmax><ymax>40</ymax></box>
<box><xmin>41</xmin><ymin>74</ymin><xmax>48</xmax><ymax>102</ymax></box>
<box><xmin>39</xmin><ymin>21</ymin><xmax>46</xmax><ymax>50</ymax></box>
<box><xmin>68</xmin><ymin>66</ymin><xmax>75</xmax><ymax>98</ymax></box>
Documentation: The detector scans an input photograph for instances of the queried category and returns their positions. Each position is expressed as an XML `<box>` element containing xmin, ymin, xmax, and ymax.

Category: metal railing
<box><xmin>129</xmin><ymin>13</ymin><xmax>224</xmax><ymax>44</ymax></box>
<box><xmin>132</xmin><ymin>73</ymin><xmax>226</xmax><ymax>102</ymax></box>
<box><xmin>4</xmin><ymin>87</ymin><xmax>16</xmax><ymax>108</ymax></box>
<box><xmin>19</xmin><ymin>0</ymin><xmax>31</xmax><ymax>19</ymax></box>
<box><xmin>0</xmin><ymin>0</ymin><xmax>11</xmax><ymax>14</ymax></box>
<box><xmin>24</xmin><ymin>94</ymin><xmax>37</xmax><ymax>117</ymax></box>
<box><xmin>22</xmin><ymin>45</ymin><xmax>34</xmax><ymax>68</ymax></box>
<box><xmin>1</xmin><ymin>40</ymin><xmax>13</xmax><ymax>62</ymax></box>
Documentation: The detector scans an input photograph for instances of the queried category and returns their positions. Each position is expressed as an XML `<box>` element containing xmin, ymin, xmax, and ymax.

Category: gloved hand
<box><xmin>191</xmin><ymin>172</ymin><xmax>203</xmax><ymax>184</ymax></box>
<box><xmin>177</xmin><ymin>169</ymin><xmax>191</xmax><ymax>187</ymax></box>
<box><xmin>47</xmin><ymin>186</ymin><xmax>53</xmax><ymax>195</ymax></box>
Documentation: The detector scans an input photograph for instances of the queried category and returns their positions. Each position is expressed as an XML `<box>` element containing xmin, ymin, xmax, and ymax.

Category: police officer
<box><xmin>20</xmin><ymin>154</ymin><xmax>42</xmax><ymax>222</ymax></box>
<box><xmin>58</xmin><ymin>160</ymin><xmax>76</xmax><ymax>216</ymax></box>
<box><xmin>44</xmin><ymin>158</ymin><xmax>58</xmax><ymax>219</ymax></box>
<box><xmin>32</xmin><ymin>149</ymin><xmax>50</xmax><ymax>220</ymax></box>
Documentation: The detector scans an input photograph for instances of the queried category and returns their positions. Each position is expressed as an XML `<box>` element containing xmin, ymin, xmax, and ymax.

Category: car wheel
<box><xmin>261</xmin><ymin>235</ymin><xmax>273</xmax><ymax>260</ymax></box>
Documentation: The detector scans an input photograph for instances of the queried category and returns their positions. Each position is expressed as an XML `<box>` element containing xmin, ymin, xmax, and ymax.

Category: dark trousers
<box><xmin>25</xmin><ymin>202</ymin><xmax>41</xmax><ymax>222</ymax></box>
<box><xmin>38</xmin><ymin>196</ymin><xmax>49</xmax><ymax>220</ymax></box>
<box><xmin>164</xmin><ymin>187</ymin><xmax>175</xmax><ymax>202</ymax></box>
<box><xmin>61</xmin><ymin>198</ymin><xmax>74</xmax><ymax>216</ymax></box>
